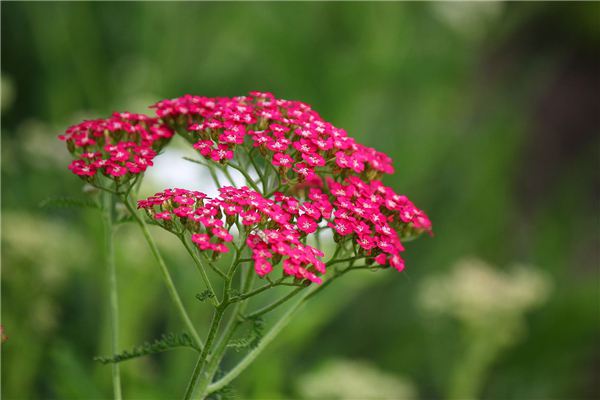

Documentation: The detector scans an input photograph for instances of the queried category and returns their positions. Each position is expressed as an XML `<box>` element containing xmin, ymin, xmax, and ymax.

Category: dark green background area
<box><xmin>2</xmin><ymin>2</ymin><xmax>598</xmax><ymax>399</ymax></box>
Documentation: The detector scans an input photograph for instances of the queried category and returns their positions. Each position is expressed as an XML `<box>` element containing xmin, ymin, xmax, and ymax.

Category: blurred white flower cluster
<box><xmin>419</xmin><ymin>257</ymin><xmax>552</xmax><ymax>399</ymax></box>
<box><xmin>297</xmin><ymin>358</ymin><xmax>417</xmax><ymax>400</ymax></box>
<box><xmin>419</xmin><ymin>257</ymin><xmax>551</xmax><ymax>329</ymax></box>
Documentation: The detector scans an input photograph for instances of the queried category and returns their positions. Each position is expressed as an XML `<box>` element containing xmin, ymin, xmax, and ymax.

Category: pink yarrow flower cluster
<box><xmin>60</xmin><ymin>91</ymin><xmax>432</xmax><ymax>282</ymax></box>
<box><xmin>59</xmin><ymin>113</ymin><xmax>173</xmax><ymax>181</ymax></box>
<box><xmin>137</xmin><ymin>186</ymin><xmax>327</xmax><ymax>283</ymax></box>
<box><xmin>151</xmin><ymin>92</ymin><xmax>393</xmax><ymax>181</ymax></box>
<box><xmin>326</xmin><ymin>176</ymin><xmax>432</xmax><ymax>271</ymax></box>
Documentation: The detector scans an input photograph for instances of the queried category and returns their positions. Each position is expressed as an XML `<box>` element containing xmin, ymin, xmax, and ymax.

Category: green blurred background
<box><xmin>2</xmin><ymin>2</ymin><xmax>598</xmax><ymax>399</ymax></box>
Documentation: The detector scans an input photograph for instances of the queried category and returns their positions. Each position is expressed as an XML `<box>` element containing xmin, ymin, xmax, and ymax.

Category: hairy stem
<box><xmin>206</xmin><ymin>263</ymin><xmax>370</xmax><ymax>395</ymax></box>
<box><xmin>194</xmin><ymin>267</ymin><xmax>253</xmax><ymax>399</ymax></box>
<box><xmin>183</xmin><ymin>306</ymin><xmax>226</xmax><ymax>400</ymax></box>
<box><xmin>206</xmin><ymin>286</ymin><xmax>315</xmax><ymax>395</ymax></box>
<box><xmin>102</xmin><ymin>192</ymin><xmax>122</xmax><ymax>400</ymax></box>
<box><xmin>122</xmin><ymin>196</ymin><xmax>204</xmax><ymax>350</ymax></box>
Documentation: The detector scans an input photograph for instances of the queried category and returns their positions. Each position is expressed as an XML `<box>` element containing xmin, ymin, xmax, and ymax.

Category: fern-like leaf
<box><xmin>208</xmin><ymin>385</ymin><xmax>238</xmax><ymax>400</ymax></box>
<box><xmin>39</xmin><ymin>196</ymin><xmax>100</xmax><ymax>210</ymax></box>
<box><xmin>196</xmin><ymin>290</ymin><xmax>215</xmax><ymax>303</ymax></box>
<box><xmin>227</xmin><ymin>317</ymin><xmax>264</xmax><ymax>352</ymax></box>
<box><xmin>207</xmin><ymin>369</ymin><xmax>239</xmax><ymax>400</ymax></box>
<box><xmin>39</xmin><ymin>196</ymin><xmax>99</xmax><ymax>210</ymax></box>
<box><xmin>94</xmin><ymin>332</ymin><xmax>199</xmax><ymax>364</ymax></box>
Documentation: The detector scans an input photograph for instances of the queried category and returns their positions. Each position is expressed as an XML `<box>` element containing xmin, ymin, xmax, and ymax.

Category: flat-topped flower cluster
<box><xmin>59</xmin><ymin>113</ymin><xmax>173</xmax><ymax>182</ymax></box>
<box><xmin>59</xmin><ymin>91</ymin><xmax>431</xmax><ymax>284</ymax></box>
<box><xmin>153</xmin><ymin>91</ymin><xmax>393</xmax><ymax>182</ymax></box>
<box><xmin>137</xmin><ymin>179</ymin><xmax>431</xmax><ymax>283</ymax></box>
<box><xmin>327</xmin><ymin>177</ymin><xmax>431</xmax><ymax>272</ymax></box>
<box><xmin>138</xmin><ymin>186</ymin><xmax>326</xmax><ymax>283</ymax></box>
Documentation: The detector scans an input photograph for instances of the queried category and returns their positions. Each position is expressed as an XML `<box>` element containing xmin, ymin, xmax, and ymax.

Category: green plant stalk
<box><xmin>102</xmin><ymin>191</ymin><xmax>122</xmax><ymax>400</ymax></box>
<box><xmin>245</xmin><ymin>286</ymin><xmax>306</xmax><ymax>319</ymax></box>
<box><xmin>195</xmin><ymin>267</ymin><xmax>255</xmax><ymax>398</ymax></box>
<box><xmin>183</xmin><ymin>252</ymin><xmax>250</xmax><ymax>399</ymax></box>
<box><xmin>242</xmin><ymin>147</ymin><xmax>268</xmax><ymax>193</ymax></box>
<box><xmin>448</xmin><ymin>326</ymin><xmax>505</xmax><ymax>400</ymax></box>
<box><xmin>205</xmin><ymin>263</ymin><xmax>368</xmax><ymax>395</ymax></box>
<box><xmin>205</xmin><ymin>286</ymin><xmax>316</xmax><ymax>396</ymax></box>
<box><xmin>179</xmin><ymin>236</ymin><xmax>220</xmax><ymax>305</ymax></box>
<box><xmin>122</xmin><ymin>196</ymin><xmax>204</xmax><ymax>350</ymax></box>
<box><xmin>226</xmin><ymin>162</ymin><xmax>262</xmax><ymax>192</ymax></box>
<box><xmin>183</xmin><ymin>306</ymin><xmax>226</xmax><ymax>400</ymax></box>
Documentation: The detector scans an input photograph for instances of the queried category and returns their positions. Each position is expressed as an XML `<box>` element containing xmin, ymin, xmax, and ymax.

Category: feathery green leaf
<box><xmin>39</xmin><ymin>196</ymin><xmax>100</xmax><ymax>210</ymax></box>
<box><xmin>94</xmin><ymin>332</ymin><xmax>200</xmax><ymax>364</ymax></box>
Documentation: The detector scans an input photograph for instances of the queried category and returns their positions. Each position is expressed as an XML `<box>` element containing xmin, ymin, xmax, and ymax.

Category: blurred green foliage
<box><xmin>2</xmin><ymin>2</ymin><xmax>598</xmax><ymax>399</ymax></box>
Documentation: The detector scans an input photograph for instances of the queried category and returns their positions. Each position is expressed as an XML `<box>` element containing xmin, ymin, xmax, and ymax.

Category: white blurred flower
<box><xmin>297</xmin><ymin>358</ymin><xmax>417</xmax><ymax>400</ymax></box>
<box><xmin>419</xmin><ymin>257</ymin><xmax>551</xmax><ymax>327</ymax></box>
<box><xmin>419</xmin><ymin>258</ymin><xmax>552</xmax><ymax>399</ymax></box>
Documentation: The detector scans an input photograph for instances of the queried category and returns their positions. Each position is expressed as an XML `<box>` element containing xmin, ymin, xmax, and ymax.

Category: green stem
<box><xmin>205</xmin><ymin>286</ymin><xmax>316</xmax><ymax>396</ymax></box>
<box><xmin>199</xmin><ymin>252</ymin><xmax>228</xmax><ymax>280</ymax></box>
<box><xmin>230</xmin><ymin>277</ymin><xmax>286</xmax><ymax>302</ymax></box>
<box><xmin>226</xmin><ymin>162</ymin><xmax>262</xmax><ymax>192</ymax></box>
<box><xmin>207</xmin><ymin>164</ymin><xmax>223</xmax><ymax>190</ymax></box>
<box><xmin>183</xmin><ymin>306</ymin><xmax>226</xmax><ymax>400</ymax></box>
<box><xmin>205</xmin><ymin>263</ymin><xmax>369</xmax><ymax>395</ymax></box>
<box><xmin>243</xmin><ymin>147</ymin><xmax>267</xmax><ymax>193</ymax></box>
<box><xmin>244</xmin><ymin>286</ymin><xmax>305</xmax><ymax>320</ymax></box>
<box><xmin>196</xmin><ymin>268</ymin><xmax>254</xmax><ymax>398</ymax></box>
<box><xmin>326</xmin><ymin>255</ymin><xmax>366</xmax><ymax>267</ymax></box>
<box><xmin>179</xmin><ymin>236</ymin><xmax>222</xmax><ymax>304</ymax></box>
<box><xmin>221</xmin><ymin>166</ymin><xmax>238</xmax><ymax>187</ymax></box>
<box><xmin>122</xmin><ymin>196</ymin><xmax>204</xmax><ymax>350</ymax></box>
<box><xmin>102</xmin><ymin>192</ymin><xmax>122</xmax><ymax>400</ymax></box>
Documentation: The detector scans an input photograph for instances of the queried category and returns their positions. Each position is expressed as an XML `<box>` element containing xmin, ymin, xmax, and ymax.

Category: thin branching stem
<box><xmin>102</xmin><ymin>191</ymin><xmax>122</xmax><ymax>400</ymax></box>
<box><xmin>183</xmin><ymin>306</ymin><xmax>226</xmax><ymax>400</ymax></box>
<box><xmin>226</xmin><ymin>162</ymin><xmax>262</xmax><ymax>192</ymax></box>
<box><xmin>121</xmin><ymin>195</ymin><xmax>204</xmax><ymax>350</ymax></box>
<box><xmin>244</xmin><ymin>286</ymin><xmax>306</xmax><ymax>320</ymax></box>
<box><xmin>179</xmin><ymin>236</ymin><xmax>221</xmax><ymax>305</ymax></box>
<box><xmin>206</xmin><ymin>262</ymin><xmax>372</xmax><ymax>395</ymax></box>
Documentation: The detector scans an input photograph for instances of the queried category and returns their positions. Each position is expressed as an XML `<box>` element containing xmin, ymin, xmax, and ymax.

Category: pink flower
<box><xmin>173</xmin><ymin>206</ymin><xmax>193</xmax><ymax>217</ymax></box>
<box><xmin>254</xmin><ymin>258</ymin><xmax>273</xmax><ymax>276</ymax></box>
<box><xmin>105</xmin><ymin>164</ymin><xmax>128</xmax><ymax>177</ymax></box>
<box><xmin>335</xmin><ymin>152</ymin><xmax>351</xmax><ymax>169</ymax></box>
<box><xmin>357</xmin><ymin>235</ymin><xmax>376</xmax><ymax>250</ymax></box>
<box><xmin>241</xmin><ymin>211</ymin><xmax>261</xmax><ymax>226</ymax></box>
<box><xmin>212</xmin><ymin>227</ymin><xmax>233</xmax><ymax>242</ymax></box>
<box><xmin>332</xmin><ymin>218</ymin><xmax>354</xmax><ymax>236</ymax></box>
<box><xmin>154</xmin><ymin>211</ymin><xmax>172</xmax><ymax>221</ymax></box>
<box><xmin>272</xmin><ymin>153</ymin><xmax>293</xmax><ymax>168</ymax></box>
<box><xmin>210</xmin><ymin>145</ymin><xmax>234</xmax><ymax>162</ymax></box>
<box><xmin>69</xmin><ymin>92</ymin><xmax>433</xmax><ymax>282</ymax></box>
<box><xmin>211</xmin><ymin>243</ymin><xmax>230</xmax><ymax>254</ymax></box>
<box><xmin>374</xmin><ymin>253</ymin><xmax>387</xmax><ymax>266</ymax></box>
<box><xmin>389</xmin><ymin>254</ymin><xmax>405</xmax><ymax>272</ymax></box>
<box><xmin>68</xmin><ymin>160</ymin><xmax>96</xmax><ymax>176</ymax></box>
<box><xmin>193</xmin><ymin>140</ymin><xmax>214</xmax><ymax>156</ymax></box>
<box><xmin>301</xmin><ymin>152</ymin><xmax>326</xmax><ymax>167</ymax></box>
<box><xmin>191</xmin><ymin>233</ymin><xmax>211</xmax><ymax>250</ymax></box>
<box><xmin>297</xmin><ymin>215</ymin><xmax>318</xmax><ymax>234</ymax></box>
<box><xmin>174</xmin><ymin>195</ymin><xmax>195</xmax><ymax>206</ymax></box>
<box><xmin>293</xmin><ymin>162</ymin><xmax>315</xmax><ymax>181</ymax></box>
